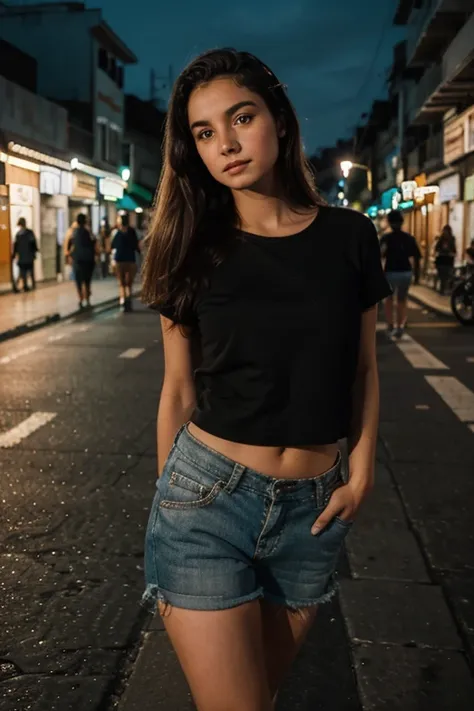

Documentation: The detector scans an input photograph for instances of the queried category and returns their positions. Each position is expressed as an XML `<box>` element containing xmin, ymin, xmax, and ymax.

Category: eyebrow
<box><xmin>190</xmin><ymin>100</ymin><xmax>258</xmax><ymax>131</ymax></box>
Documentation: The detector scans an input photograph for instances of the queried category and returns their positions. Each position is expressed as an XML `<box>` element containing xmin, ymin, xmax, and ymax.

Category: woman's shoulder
<box><xmin>320</xmin><ymin>205</ymin><xmax>375</xmax><ymax>232</ymax></box>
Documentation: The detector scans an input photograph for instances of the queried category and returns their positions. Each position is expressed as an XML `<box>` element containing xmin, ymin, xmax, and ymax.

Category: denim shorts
<box><xmin>142</xmin><ymin>424</ymin><xmax>353</xmax><ymax>612</ymax></box>
<box><xmin>385</xmin><ymin>271</ymin><xmax>412</xmax><ymax>300</ymax></box>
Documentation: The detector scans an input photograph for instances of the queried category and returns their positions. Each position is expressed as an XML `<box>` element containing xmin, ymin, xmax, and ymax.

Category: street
<box><xmin>1</xmin><ymin>297</ymin><xmax>473</xmax><ymax>711</ymax></box>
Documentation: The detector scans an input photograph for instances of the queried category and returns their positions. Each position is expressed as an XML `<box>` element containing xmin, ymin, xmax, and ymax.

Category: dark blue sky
<box><xmin>32</xmin><ymin>0</ymin><xmax>406</xmax><ymax>154</ymax></box>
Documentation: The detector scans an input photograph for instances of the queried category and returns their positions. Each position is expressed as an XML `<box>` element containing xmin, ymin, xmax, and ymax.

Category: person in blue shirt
<box><xmin>111</xmin><ymin>214</ymin><xmax>141</xmax><ymax>311</ymax></box>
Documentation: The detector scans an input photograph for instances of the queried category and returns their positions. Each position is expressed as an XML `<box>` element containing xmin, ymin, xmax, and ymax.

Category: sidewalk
<box><xmin>409</xmin><ymin>283</ymin><xmax>451</xmax><ymax>317</ymax></box>
<box><xmin>0</xmin><ymin>276</ymin><xmax>136</xmax><ymax>342</ymax></box>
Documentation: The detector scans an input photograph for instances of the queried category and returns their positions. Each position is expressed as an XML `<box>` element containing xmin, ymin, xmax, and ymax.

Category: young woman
<box><xmin>111</xmin><ymin>213</ymin><xmax>141</xmax><ymax>311</ymax></box>
<box><xmin>141</xmin><ymin>48</ymin><xmax>391</xmax><ymax>711</ymax></box>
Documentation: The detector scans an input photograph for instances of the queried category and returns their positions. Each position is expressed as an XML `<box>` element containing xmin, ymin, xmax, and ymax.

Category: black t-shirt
<box><xmin>158</xmin><ymin>206</ymin><xmax>392</xmax><ymax>446</ymax></box>
<box><xmin>380</xmin><ymin>229</ymin><xmax>421</xmax><ymax>273</ymax></box>
<box><xmin>112</xmin><ymin>228</ymin><xmax>139</xmax><ymax>262</ymax></box>
<box><xmin>69</xmin><ymin>227</ymin><xmax>96</xmax><ymax>264</ymax></box>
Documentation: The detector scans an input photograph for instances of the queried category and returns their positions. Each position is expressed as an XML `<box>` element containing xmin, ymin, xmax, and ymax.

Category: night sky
<box><xmin>18</xmin><ymin>0</ymin><xmax>406</xmax><ymax>155</ymax></box>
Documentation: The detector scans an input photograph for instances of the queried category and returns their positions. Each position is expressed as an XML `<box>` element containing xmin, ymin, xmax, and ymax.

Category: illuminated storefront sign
<box><xmin>439</xmin><ymin>174</ymin><xmax>460</xmax><ymax>202</ymax></box>
<box><xmin>39</xmin><ymin>166</ymin><xmax>73</xmax><ymax>196</ymax></box>
<box><xmin>464</xmin><ymin>175</ymin><xmax>474</xmax><ymax>202</ymax></box>
<box><xmin>99</xmin><ymin>177</ymin><xmax>124</xmax><ymax>201</ymax></box>
<box><xmin>399</xmin><ymin>181</ymin><xmax>439</xmax><ymax>206</ymax></box>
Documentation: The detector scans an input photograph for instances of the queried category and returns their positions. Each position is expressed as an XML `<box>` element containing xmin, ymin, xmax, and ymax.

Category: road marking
<box><xmin>425</xmin><ymin>376</ymin><xmax>474</xmax><ymax>423</ymax></box>
<box><xmin>395</xmin><ymin>334</ymin><xmax>449</xmax><ymax>370</ymax></box>
<box><xmin>119</xmin><ymin>348</ymin><xmax>145</xmax><ymax>359</ymax></box>
<box><xmin>415</xmin><ymin>404</ymin><xmax>430</xmax><ymax>410</ymax></box>
<box><xmin>0</xmin><ymin>412</ymin><xmax>57</xmax><ymax>448</ymax></box>
<box><xmin>0</xmin><ymin>344</ymin><xmax>40</xmax><ymax>365</ymax></box>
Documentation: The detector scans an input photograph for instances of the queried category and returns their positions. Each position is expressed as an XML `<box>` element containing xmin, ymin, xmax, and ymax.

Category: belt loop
<box><xmin>224</xmin><ymin>462</ymin><xmax>246</xmax><ymax>494</ymax></box>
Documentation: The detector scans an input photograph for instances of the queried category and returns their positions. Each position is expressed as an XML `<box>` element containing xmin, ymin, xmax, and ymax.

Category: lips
<box><xmin>224</xmin><ymin>160</ymin><xmax>250</xmax><ymax>173</ymax></box>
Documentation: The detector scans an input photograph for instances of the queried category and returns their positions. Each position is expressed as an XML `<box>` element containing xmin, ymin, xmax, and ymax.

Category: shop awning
<box><xmin>117</xmin><ymin>183</ymin><xmax>154</xmax><ymax>211</ymax></box>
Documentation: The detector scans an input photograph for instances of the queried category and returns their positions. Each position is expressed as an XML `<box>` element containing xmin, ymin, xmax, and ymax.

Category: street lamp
<box><xmin>340</xmin><ymin>160</ymin><xmax>372</xmax><ymax>193</ymax></box>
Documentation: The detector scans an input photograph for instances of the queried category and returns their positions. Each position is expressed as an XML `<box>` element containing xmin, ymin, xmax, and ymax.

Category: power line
<box><xmin>348</xmin><ymin>2</ymin><xmax>397</xmax><ymax>152</ymax></box>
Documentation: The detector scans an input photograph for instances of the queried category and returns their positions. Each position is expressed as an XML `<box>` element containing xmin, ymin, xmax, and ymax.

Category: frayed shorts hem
<box><xmin>141</xmin><ymin>584</ymin><xmax>264</xmax><ymax>612</ymax></box>
<box><xmin>141</xmin><ymin>577</ymin><xmax>338</xmax><ymax>613</ymax></box>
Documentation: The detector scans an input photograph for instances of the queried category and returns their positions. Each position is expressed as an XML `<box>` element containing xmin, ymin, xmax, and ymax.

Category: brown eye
<box><xmin>198</xmin><ymin>129</ymin><xmax>213</xmax><ymax>141</ymax></box>
<box><xmin>235</xmin><ymin>114</ymin><xmax>253</xmax><ymax>125</ymax></box>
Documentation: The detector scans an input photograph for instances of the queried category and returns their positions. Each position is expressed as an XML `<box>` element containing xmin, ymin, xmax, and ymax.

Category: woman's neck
<box><xmin>232</xmin><ymin>183</ymin><xmax>313</xmax><ymax>236</ymax></box>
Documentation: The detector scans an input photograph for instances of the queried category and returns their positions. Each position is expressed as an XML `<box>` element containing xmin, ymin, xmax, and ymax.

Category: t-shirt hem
<box><xmin>190</xmin><ymin>414</ymin><xmax>348</xmax><ymax>447</ymax></box>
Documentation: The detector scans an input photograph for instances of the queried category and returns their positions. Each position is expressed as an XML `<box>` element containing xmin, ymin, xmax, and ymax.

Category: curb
<box><xmin>408</xmin><ymin>291</ymin><xmax>452</xmax><ymax>319</ymax></box>
<box><xmin>0</xmin><ymin>293</ymin><xmax>139</xmax><ymax>344</ymax></box>
<box><xmin>0</xmin><ymin>313</ymin><xmax>61</xmax><ymax>344</ymax></box>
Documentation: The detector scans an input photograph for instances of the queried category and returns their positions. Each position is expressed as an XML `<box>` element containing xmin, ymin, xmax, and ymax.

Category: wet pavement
<box><xmin>0</xmin><ymin>296</ymin><xmax>473</xmax><ymax>710</ymax></box>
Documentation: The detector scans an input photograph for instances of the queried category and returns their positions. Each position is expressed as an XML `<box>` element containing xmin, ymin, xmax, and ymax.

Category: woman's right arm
<box><xmin>157</xmin><ymin>315</ymin><xmax>197</xmax><ymax>476</ymax></box>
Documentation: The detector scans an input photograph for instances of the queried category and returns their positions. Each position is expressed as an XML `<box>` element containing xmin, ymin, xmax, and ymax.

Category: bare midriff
<box><xmin>187</xmin><ymin>422</ymin><xmax>340</xmax><ymax>480</ymax></box>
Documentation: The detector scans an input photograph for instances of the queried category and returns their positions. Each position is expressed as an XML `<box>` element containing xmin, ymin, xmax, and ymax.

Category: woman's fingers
<box><xmin>311</xmin><ymin>486</ymin><xmax>353</xmax><ymax>535</ymax></box>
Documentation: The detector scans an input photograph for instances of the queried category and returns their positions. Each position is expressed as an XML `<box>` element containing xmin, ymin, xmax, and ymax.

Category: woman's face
<box><xmin>187</xmin><ymin>77</ymin><xmax>284</xmax><ymax>191</ymax></box>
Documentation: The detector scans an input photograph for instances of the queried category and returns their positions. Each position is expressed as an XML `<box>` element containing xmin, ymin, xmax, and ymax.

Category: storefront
<box><xmin>0</xmin><ymin>183</ymin><xmax>10</xmax><ymax>292</ymax></box>
<box><xmin>98</xmin><ymin>176</ymin><xmax>125</xmax><ymax>230</ymax></box>
<box><xmin>68</xmin><ymin>170</ymin><xmax>98</xmax><ymax>231</ymax></box>
<box><xmin>464</xmin><ymin>174</ymin><xmax>474</xmax><ymax>248</ymax></box>
<box><xmin>39</xmin><ymin>166</ymin><xmax>73</xmax><ymax>280</ymax></box>
<box><xmin>395</xmin><ymin>177</ymin><xmax>440</xmax><ymax>274</ymax></box>
<box><xmin>2</xmin><ymin>154</ymin><xmax>42</xmax><ymax>282</ymax></box>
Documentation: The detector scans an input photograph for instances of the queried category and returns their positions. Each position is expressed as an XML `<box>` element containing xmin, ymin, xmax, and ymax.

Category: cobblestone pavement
<box><xmin>0</xmin><ymin>297</ymin><xmax>473</xmax><ymax>710</ymax></box>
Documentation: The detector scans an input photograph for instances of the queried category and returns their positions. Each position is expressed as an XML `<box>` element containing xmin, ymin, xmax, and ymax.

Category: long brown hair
<box><xmin>141</xmin><ymin>48</ymin><xmax>325</xmax><ymax>325</ymax></box>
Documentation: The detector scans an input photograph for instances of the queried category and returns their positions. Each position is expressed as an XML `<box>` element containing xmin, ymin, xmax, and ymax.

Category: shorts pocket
<box><xmin>159</xmin><ymin>459</ymin><xmax>223</xmax><ymax>510</ymax></box>
<box><xmin>334</xmin><ymin>516</ymin><xmax>354</xmax><ymax>528</ymax></box>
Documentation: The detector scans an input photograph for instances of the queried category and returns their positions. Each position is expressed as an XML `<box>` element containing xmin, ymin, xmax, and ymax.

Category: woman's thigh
<box><xmin>162</xmin><ymin>600</ymin><xmax>273</xmax><ymax>711</ymax></box>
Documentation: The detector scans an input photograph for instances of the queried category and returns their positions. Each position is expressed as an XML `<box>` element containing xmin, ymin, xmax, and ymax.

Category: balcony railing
<box><xmin>410</xmin><ymin>11</ymin><xmax>474</xmax><ymax>122</ymax></box>
<box><xmin>406</xmin><ymin>0</ymin><xmax>472</xmax><ymax>66</ymax></box>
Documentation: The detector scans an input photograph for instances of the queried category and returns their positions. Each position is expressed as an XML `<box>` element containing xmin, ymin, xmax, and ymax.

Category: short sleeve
<box><xmin>359</xmin><ymin>217</ymin><xmax>392</xmax><ymax>310</ymax></box>
<box><xmin>151</xmin><ymin>299</ymin><xmax>197</xmax><ymax>328</ymax></box>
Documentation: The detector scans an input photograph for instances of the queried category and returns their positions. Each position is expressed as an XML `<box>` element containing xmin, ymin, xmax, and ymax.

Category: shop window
<box><xmin>109</xmin><ymin>56</ymin><xmax>117</xmax><ymax>82</ymax></box>
<box><xmin>117</xmin><ymin>65</ymin><xmax>124</xmax><ymax>89</ymax></box>
<box><xmin>99</xmin><ymin>122</ymin><xmax>108</xmax><ymax>162</ymax></box>
<box><xmin>109</xmin><ymin>128</ymin><xmax>122</xmax><ymax>166</ymax></box>
<box><xmin>98</xmin><ymin>47</ymin><xmax>108</xmax><ymax>72</ymax></box>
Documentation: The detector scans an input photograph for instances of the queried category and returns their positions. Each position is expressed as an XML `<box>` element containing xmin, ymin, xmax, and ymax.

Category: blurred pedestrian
<box><xmin>98</xmin><ymin>219</ymin><xmax>112</xmax><ymax>278</ymax></box>
<box><xmin>465</xmin><ymin>238</ymin><xmax>474</xmax><ymax>265</ymax></box>
<box><xmin>380</xmin><ymin>210</ymin><xmax>420</xmax><ymax>339</ymax></box>
<box><xmin>12</xmin><ymin>217</ymin><xmax>39</xmax><ymax>292</ymax></box>
<box><xmin>66</xmin><ymin>213</ymin><xmax>97</xmax><ymax>309</ymax></box>
<box><xmin>140</xmin><ymin>48</ymin><xmax>391</xmax><ymax>710</ymax></box>
<box><xmin>434</xmin><ymin>225</ymin><xmax>456</xmax><ymax>295</ymax></box>
<box><xmin>111</xmin><ymin>213</ymin><xmax>140</xmax><ymax>311</ymax></box>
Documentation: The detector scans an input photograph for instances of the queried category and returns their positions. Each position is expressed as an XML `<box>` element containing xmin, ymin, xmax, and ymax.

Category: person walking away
<box><xmin>380</xmin><ymin>210</ymin><xmax>420</xmax><ymax>339</ymax></box>
<box><xmin>66</xmin><ymin>213</ymin><xmax>97</xmax><ymax>309</ymax></box>
<box><xmin>140</xmin><ymin>48</ymin><xmax>392</xmax><ymax>711</ymax></box>
<box><xmin>111</xmin><ymin>214</ymin><xmax>140</xmax><ymax>311</ymax></box>
<box><xmin>434</xmin><ymin>225</ymin><xmax>456</xmax><ymax>295</ymax></box>
<box><xmin>98</xmin><ymin>220</ymin><xmax>112</xmax><ymax>278</ymax></box>
<box><xmin>12</xmin><ymin>217</ymin><xmax>38</xmax><ymax>292</ymax></box>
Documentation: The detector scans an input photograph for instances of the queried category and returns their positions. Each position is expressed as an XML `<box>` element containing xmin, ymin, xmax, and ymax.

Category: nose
<box><xmin>220</xmin><ymin>129</ymin><xmax>241</xmax><ymax>156</ymax></box>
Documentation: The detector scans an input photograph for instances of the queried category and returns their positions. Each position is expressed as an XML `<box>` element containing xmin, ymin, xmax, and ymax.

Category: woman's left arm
<box><xmin>347</xmin><ymin>305</ymin><xmax>379</xmax><ymax>501</ymax></box>
<box><xmin>311</xmin><ymin>306</ymin><xmax>379</xmax><ymax>534</ymax></box>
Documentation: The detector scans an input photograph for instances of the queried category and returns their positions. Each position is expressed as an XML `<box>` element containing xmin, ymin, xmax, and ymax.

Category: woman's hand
<box><xmin>310</xmin><ymin>481</ymin><xmax>367</xmax><ymax>535</ymax></box>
